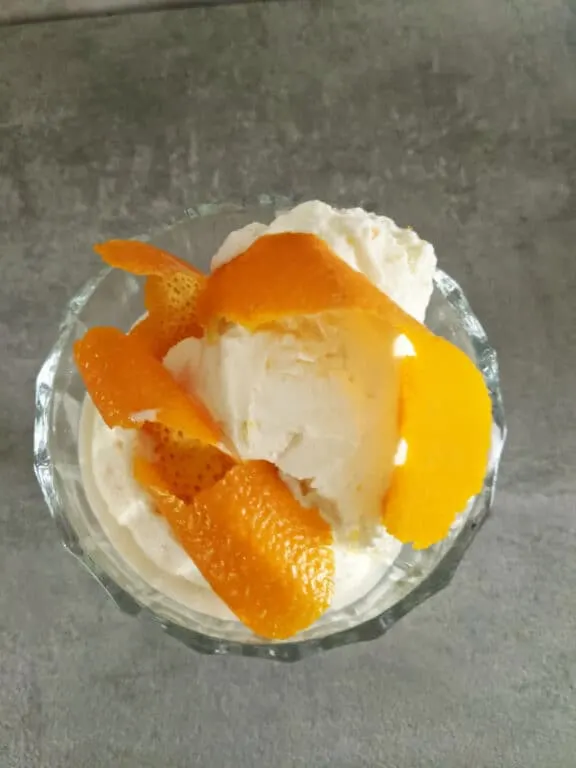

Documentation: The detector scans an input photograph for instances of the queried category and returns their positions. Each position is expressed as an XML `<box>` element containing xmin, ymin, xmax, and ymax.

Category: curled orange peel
<box><xmin>73</xmin><ymin>326</ymin><xmax>222</xmax><ymax>447</ymax></box>
<box><xmin>196</xmin><ymin>232</ymin><xmax>418</xmax><ymax>334</ymax></box>
<box><xmin>196</xmin><ymin>231</ymin><xmax>492</xmax><ymax>549</ymax></box>
<box><xmin>94</xmin><ymin>239</ymin><xmax>202</xmax><ymax>278</ymax></box>
<box><xmin>384</xmin><ymin>339</ymin><xmax>491</xmax><ymax>548</ymax></box>
<box><xmin>137</xmin><ymin>422</ymin><xmax>235</xmax><ymax>504</ymax></box>
<box><xmin>134</xmin><ymin>457</ymin><xmax>334</xmax><ymax>640</ymax></box>
<box><xmin>95</xmin><ymin>240</ymin><xmax>206</xmax><ymax>359</ymax></box>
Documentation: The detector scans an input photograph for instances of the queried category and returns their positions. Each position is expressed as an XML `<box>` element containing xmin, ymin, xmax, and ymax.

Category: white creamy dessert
<box><xmin>79</xmin><ymin>201</ymin><xmax>437</xmax><ymax>622</ymax></box>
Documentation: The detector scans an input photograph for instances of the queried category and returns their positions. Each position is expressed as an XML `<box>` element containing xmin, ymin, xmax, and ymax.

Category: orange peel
<box><xmin>94</xmin><ymin>239</ymin><xmax>202</xmax><ymax>278</ymax></box>
<box><xmin>196</xmin><ymin>231</ymin><xmax>492</xmax><ymax>548</ymax></box>
<box><xmin>383</xmin><ymin>338</ymin><xmax>492</xmax><ymax>548</ymax></box>
<box><xmin>74</xmin><ymin>326</ymin><xmax>222</xmax><ymax>446</ymax></box>
<box><xmin>135</xmin><ymin>458</ymin><xmax>335</xmax><ymax>640</ymax></box>
<box><xmin>95</xmin><ymin>240</ymin><xmax>206</xmax><ymax>359</ymax></box>
<box><xmin>196</xmin><ymin>232</ymin><xmax>418</xmax><ymax>334</ymax></box>
<box><xmin>136</xmin><ymin>422</ymin><xmax>235</xmax><ymax>504</ymax></box>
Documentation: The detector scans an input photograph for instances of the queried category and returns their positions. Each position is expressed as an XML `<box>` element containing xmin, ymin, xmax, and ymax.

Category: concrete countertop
<box><xmin>1</xmin><ymin>1</ymin><xmax>575</xmax><ymax>766</ymax></box>
<box><xmin>0</xmin><ymin>0</ymin><xmax>270</xmax><ymax>27</ymax></box>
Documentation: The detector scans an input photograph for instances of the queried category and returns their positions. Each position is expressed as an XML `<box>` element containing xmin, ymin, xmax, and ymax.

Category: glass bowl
<box><xmin>33</xmin><ymin>197</ymin><xmax>506</xmax><ymax>661</ymax></box>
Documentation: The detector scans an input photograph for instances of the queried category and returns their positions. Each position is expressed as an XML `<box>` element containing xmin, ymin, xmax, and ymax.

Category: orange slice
<box><xmin>74</xmin><ymin>326</ymin><xmax>222</xmax><ymax>446</ymax></box>
<box><xmin>136</xmin><ymin>422</ymin><xmax>235</xmax><ymax>504</ymax></box>
<box><xmin>95</xmin><ymin>240</ymin><xmax>206</xmax><ymax>359</ymax></box>
<box><xmin>136</xmin><ymin>458</ymin><xmax>334</xmax><ymax>640</ymax></box>
<box><xmin>197</xmin><ymin>232</ymin><xmax>492</xmax><ymax>548</ymax></box>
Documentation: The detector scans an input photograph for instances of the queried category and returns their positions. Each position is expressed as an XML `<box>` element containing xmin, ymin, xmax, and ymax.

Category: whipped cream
<box><xmin>80</xmin><ymin>201</ymin><xmax>437</xmax><ymax>621</ymax></box>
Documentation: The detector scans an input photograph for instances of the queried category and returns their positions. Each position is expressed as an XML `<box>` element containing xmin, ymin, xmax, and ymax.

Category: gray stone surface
<box><xmin>0</xmin><ymin>0</ymin><xmax>263</xmax><ymax>26</ymax></box>
<box><xmin>1</xmin><ymin>1</ymin><xmax>576</xmax><ymax>765</ymax></box>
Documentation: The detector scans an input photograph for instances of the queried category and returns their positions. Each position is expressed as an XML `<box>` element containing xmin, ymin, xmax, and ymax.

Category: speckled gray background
<box><xmin>1</xmin><ymin>1</ymin><xmax>576</xmax><ymax>766</ymax></box>
<box><xmin>0</xmin><ymin>0</ymin><xmax>265</xmax><ymax>25</ymax></box>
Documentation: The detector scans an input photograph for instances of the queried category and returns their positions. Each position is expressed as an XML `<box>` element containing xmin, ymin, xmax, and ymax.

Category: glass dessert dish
<box><xmin>34</xmin><ymin>196</ymin><xmax>506</xmax><ymax>661</ymax></box>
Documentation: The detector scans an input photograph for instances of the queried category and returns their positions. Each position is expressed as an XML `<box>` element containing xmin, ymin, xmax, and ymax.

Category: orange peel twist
<box><xmin>134</xmin><ymin>457</ymin><xmax>334</xmax><ymax>639</ymax></box>
<box><xmin>95</xmin><ymin>240</ymin><xmax>206</xmax><ymax>359</ymax></box>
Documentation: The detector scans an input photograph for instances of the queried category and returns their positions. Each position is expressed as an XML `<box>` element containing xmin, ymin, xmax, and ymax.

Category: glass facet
<box><xmin>33</xmin><ymin>197</ymin><xmax>506</xmax><ymax>661</ymax></box>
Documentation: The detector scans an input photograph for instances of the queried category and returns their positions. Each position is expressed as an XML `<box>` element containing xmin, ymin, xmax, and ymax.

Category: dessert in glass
<box><xmin>34</xmin><ymin>198</ymin><xmax>506</xmax><ymax>660</ymax></box>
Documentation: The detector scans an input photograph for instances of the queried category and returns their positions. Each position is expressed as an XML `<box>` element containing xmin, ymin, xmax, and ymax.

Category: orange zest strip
<box><xmin>382</xmin><ymin>338</ymin><xmax>492</xmax><ymax>549</ymax></box>
<box><xmin>95</xmin><ymin>240</ymin><xmax>206</xmax><ymax>359</ymax></box>
<box><xmin>126</xmin><ymin>274</ymin><xmax>205</xmax><ymax>360</ymax></box>
<box><xmin>73</xmin><ymin>326</ymin><xmax>222</xmax><ymax>446</ymax></box>
<box><xmin>137</xmin><ymin>272</ymin><xmax>205</xmax><ymax>358</ymax></box>
<box><xmin>136</xmin><ymin>459</ymin><xmax>334</xmax><ymax>640</ymax></box>
<box><xmin>196</xmin><ymin>232</ymin><xmax>419</xmax><ymax>335</ymax></box>
<box><xmin>94</xmin><ymin>240</ymin><xmax>203</xmax><ymax>278</ymax></box>
<box><xmin>136</xmin><ymin>422</ymin><xmax>235</xmax><ymax>504</ymax></box>
<box><xmin>196</xmin><ymin>232</ymin><xmax>492</xmax><ymax>548</ymax></box>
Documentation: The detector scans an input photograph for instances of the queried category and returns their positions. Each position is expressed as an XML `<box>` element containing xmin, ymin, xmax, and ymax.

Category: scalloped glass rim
<box><xmin>33</xmin><ymin>197</ymin><xmax>506</xmax><ymax>662</ymax></box>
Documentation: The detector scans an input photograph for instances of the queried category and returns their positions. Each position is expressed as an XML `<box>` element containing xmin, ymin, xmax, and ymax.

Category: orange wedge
<box><xmin>137</xmin><ymin>422</ymin><xmax>235</xmax><ymax>504</ymax></box>
<box><xmin>74</xmin><ymin>326</ymin><xmax>222</xmax><ymax>446</ymax></box>
<box><xmin>197</xmin><ymin>232</ymin><xmax>492</xmax><ymax>548</ymax></box>
<box><xmin>95</xmin><ymin>240</ymin><xmax>206</xmax><ymax>359</ymax></box>
<box><xmin>136</xmin><ymin>458</ymin><xmax>334</xmax><ymax>640</ymax></box>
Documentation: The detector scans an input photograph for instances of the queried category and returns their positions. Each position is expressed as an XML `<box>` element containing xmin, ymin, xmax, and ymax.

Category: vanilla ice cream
<box><xmin>80</xmin><ymin>201</ymin><xmax>437</xmax><ymax>621</ymax></box>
